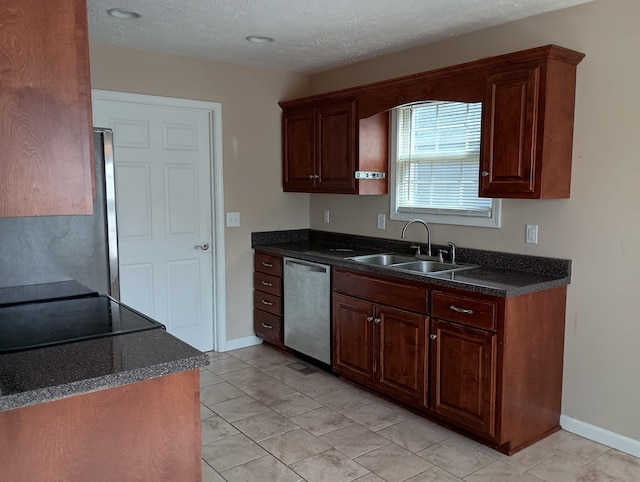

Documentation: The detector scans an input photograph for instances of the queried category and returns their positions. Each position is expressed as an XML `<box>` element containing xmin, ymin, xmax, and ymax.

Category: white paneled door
<box><xmin>93</xmin><ymin>93</ymin><xmax>220</xmax><ymax>352</ymax></box>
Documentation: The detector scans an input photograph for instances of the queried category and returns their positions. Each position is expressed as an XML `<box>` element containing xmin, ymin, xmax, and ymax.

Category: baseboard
<box><xmin>561</xmin><ymin>415</ymin><xmax>640</xmax><ymax>458</ymax></box>
<box><xmin>218</xmin><ymin>335</ymin><xmax>263</xmax><ymax>352</ymax></box>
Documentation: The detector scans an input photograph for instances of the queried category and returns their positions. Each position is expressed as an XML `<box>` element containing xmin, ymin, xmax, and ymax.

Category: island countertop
<box><xmin>0</xmin><ymin>328</ymin><xmax>209</xmax><ymax>412</ymax></box>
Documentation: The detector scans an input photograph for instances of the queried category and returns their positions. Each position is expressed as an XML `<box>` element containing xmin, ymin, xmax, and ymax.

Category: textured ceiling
<box><xmin>87</xmin><ymin>0</ymin><xmax>592</xmax><ymax>74</ymax></box>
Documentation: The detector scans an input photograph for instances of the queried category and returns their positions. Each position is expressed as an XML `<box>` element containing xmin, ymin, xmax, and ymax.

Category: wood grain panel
<box><xmin>0</xmin><ymin>370</ymin><xmax>202</xmax><ymax>481</ymax></box>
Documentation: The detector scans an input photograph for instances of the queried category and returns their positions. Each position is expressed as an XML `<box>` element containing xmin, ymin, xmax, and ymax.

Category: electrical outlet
<box><xmin>323</xmin><ymin>210</ymin><xmax>330</xmax><ymax>224</ymax></box>
<box><xmin>526</xmin><ymin>224</ymin><xmax>538</xmax><ymax>244</ymax></box>
<box><xmin>226</xmin><ymin>212</ymin><xmax>240</xmax><ymax>227</ymax></box>
<box><xmin>377</xmin><ymin>213</ymin><xmax>386</xmax><ymax>230</ymax></box>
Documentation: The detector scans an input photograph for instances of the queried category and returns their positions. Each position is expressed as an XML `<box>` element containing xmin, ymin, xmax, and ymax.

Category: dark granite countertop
<box><xmin>252</xmin><ymin>230</ymin><xmax>571</xmax><ymax>297</ymax></box>
<box><xmin>0</xmin><ymin>329</ymin><xmax>209</xmax><ymax>412</ymax></box>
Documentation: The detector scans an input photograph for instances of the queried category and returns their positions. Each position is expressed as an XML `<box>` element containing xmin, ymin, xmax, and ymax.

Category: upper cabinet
<box><xmin>279</xmin><ymin>45</ymin><xmax>584</xmax><ymax>199</ymax></box>
<box><xmin>0</xmin><ymin>0</ymin><xmax>94</xmax><ymax>217</ymax></box>
<box><xmin>480</xmin><ymin>48</ymin><xmax>585</xmax><ymax>198</ymax></box>
<box><xmin>281</xmin><ymin>100</ymin><xmax>388</xmax><ymax>195</ymax></box>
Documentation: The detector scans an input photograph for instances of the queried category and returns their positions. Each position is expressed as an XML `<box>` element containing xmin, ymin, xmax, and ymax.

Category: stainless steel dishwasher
<box><xmin>283</xmin><ymin>257</ymin><xmax>331</xmax><ymax>365</ymax></box>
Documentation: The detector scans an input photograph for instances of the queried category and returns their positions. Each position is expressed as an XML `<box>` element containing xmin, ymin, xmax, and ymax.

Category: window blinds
<box><xmin>396</xmin><ymin>101</ymin><xmax>492</xmax><ymax>217</ymax></box>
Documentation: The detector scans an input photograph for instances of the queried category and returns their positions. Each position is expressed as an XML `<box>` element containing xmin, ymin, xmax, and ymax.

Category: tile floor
<box><xmin>200</xmin><ymin>344</ymin><xmax>640</xmax><ymax>482</ymax></box>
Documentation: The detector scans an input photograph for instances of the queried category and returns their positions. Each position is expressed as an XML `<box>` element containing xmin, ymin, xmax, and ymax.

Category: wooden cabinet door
<box><xmin>0</xmin><ymin>0</ymin><xmax>94</xmax><ymax>216</ymax></box>
<box><xmin>480</xmin><ymin>64</ymin><xmax>540</xmax><ymax>198</ymax></box>
<box><xmin>316</xmin><ymin>101</ymin><xmax>357</xmax><ymax>192</ymax></box>
<box><xmin>283</xmin><ymin>107</ymin><xmax>315</xmax><ymax>191</ymax></box>
<box><xmin>332</xmin><ymin>294</ymin><xmax>374</xmax><ymax>386</ymax></box>
<box><xmin>430</xmin><ymin>319</ymin><xmax>497</xmax><ymax>437</ymax></box>
<box><xmin>376</xmin><ymin>305</ymin><xmax>426</xmax><ymax>406</ymax></box>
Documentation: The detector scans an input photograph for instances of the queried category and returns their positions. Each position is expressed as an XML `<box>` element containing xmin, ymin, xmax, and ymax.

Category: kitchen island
<box><xmin>0</xmin><ymin>323</ymin><xmax>209</xmax><ymax>481</ymax></box>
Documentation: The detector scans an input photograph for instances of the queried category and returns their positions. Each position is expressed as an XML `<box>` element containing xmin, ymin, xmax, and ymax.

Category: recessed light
<box><xmin>246</xmin><ymin>35</ymin><xmax>275</xmax><ymax>44</ymax></box>
<box><xmin>107</xmin><ymin>8</ymin><xmax>141</xmax><ymax>19</ymax></box>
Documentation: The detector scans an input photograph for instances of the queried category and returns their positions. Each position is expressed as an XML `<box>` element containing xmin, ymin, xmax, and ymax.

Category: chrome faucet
<box><xmin>401</xmin><ymin>219</ymin><xmax>432</xmax><ymax>257</ymax></box>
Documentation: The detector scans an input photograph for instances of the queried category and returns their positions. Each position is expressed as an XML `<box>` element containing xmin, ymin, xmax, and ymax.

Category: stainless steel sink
<box><xmin>347</xmin><ymin>253</ymin><xmax>417</xmax><ymax>266</ymax></box>
<box><xmin>347</xmin><ymin>252</ymin><xmax>478</xmax><ymax>274</ymax></box>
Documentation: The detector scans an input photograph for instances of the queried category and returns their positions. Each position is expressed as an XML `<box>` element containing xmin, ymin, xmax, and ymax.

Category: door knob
<box><xmin>196</xmin><ymin>243</ymin><xmax>210</xmax><ymax>251</ymax></box>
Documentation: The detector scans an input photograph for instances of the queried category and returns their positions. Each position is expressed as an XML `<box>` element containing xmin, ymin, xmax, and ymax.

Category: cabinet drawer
<box><xmin>254</xmin><ymin>272</ymin><xmax>282</xmax><ymax>296</ymax></box>
<box><xmin>255</xmin><ymin>252</ymin><xmax>283</xmax><ymax>276</ymax></box>
<box><xmin>333</xmin><ymin>269</ymin><xmax>428</xmax><ymax>314</ymax></box>
<box><xmin>254</xmin><ymin>309</ymin><xmax>283</xmax><ymax>345</ymax></box>
<box><xmin>431</xmin><ymin>291</ymin><xmax>497</xmax><ymax>331</ymax></box>
<box><xmin>253</xmin><ymin>291</ymin><xmax>282</xmax><ymax>316</ymax></box>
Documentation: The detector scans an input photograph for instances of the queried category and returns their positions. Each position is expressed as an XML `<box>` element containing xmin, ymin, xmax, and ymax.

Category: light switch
<box><xmin>526</xmin><ymin>224</ymin><xmax>538</xmax><ymax>244</ymax></box>
<box><xmin>226</xmin><ymin>212</ymin><xmax>240</xmax><ymax>227</ymax></box>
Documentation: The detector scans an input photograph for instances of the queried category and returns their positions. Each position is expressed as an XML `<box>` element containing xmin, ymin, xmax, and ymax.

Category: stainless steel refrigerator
<box><xmin>0</xmin><ymin>129</ymin><xmax>119</xmax><ymax>297</ymax></box>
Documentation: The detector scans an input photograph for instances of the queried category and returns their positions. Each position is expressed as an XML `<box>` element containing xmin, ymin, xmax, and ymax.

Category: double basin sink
<box><xmin>346</xmin><ymin>253</ymin><xmax>478</xmax><ymax>276</ymax></box>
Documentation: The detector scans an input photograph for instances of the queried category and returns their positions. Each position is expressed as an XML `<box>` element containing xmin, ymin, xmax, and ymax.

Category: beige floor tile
<box><xmin>200</xmin><ymin>382</ymin><xmax>245</xmax><ymax>407</ymax></box>
<box><xmin>290</xmin><ymin>406</ymin><xmax>354</xmax><ymax>436</ymax></box>
<box><xmin>537</xmin><ymin>429</ymin><xmax>610</xmax><ymax>463</ymax></box>
<box><xmin>206</xmin><ymin>350</ymin><xmax>231</xmax><ymax>362</ymax></box>
<box><xmin>221</xmin><ymin>454</ymin><xmax>303</xmax><ymax>482</ymax></box>
<box><xmin>295</xmin><ymin>372</ymin><xmax>348</xmax><ymax>398</ymax></box>
<box><xmin>202</xmin><ymin>461</ymin><xmax>225</xmax><ymax>482</ymax></box>
<box><xmin>232</xmin><ymin>410</ymin><xmax>298</xmax><ymax>442</ymax></box>
<box><xmin>265</xmin><ymin>391</ymin><xmax>324</xmax><ymax>418</ymax></box>
<box><xmin>476</xmin><ymin>441</ymin><xmax>557</xmax><ymax>471</ymax></box>
<box><xmin>202</xmin><ymin>433</ymin><xmax>268</xmax><ymax>473</ymax></box>
<box><xmin>219</xmin><ymin>366</ymin><xmax>276</xmax><ymax>388</ymax></box>
<box><xmin>289</xmin><ymin>448</ymin><xmax>370</xmax><ymax>482</ymax></box>
<box><xmin>263</xmin><ymin>364</ymin><xmax>311</xmax><ymax>386</ymax></box>
<box><xmin>259</xmin><ymin>428</ymin><xmax>331</xmax><ymax>465</ymax></box>
<box><xmin>211</xmin><ymin>395</ymin><xmax>270</xmax><ymax>423</ymax></box>
<box><xmin>527</xmin><ymin>452</ymin><xmax>619</xmax><ymax>482</ymax></box>
<box><xmin>240</xmin><ymin>377</ymin><xmax>297</xmax><ymax>402</ymax></box>
<box><xmin>464</xmin><ymin>460</ymin><xmax>543</xmax><ymax>481</ymax></box>
<box><xmin>343</xmin><ymin>401</ymin><xmax>410</xmax><ymax>432</ymax></box>
<box><xmin>320</xmin><ymin>423</ymin><xmax>391</xmax><ymax>459</ymax></box>
<box><xmin>404</xmin><ymin>466</ymin><xmax>464</xmax><ymax>481</ymax></box>
<box><xmin>354</xmin><ymin>473</ymin><xmax>387</xmax><ymax>481</ymax></box>
<box><xmin>377</xmin><ymin>418</ymin><xmax>451</xmax><ymax>453</ymax></box>
<box><xmin>244</xmin><ymin>351</ymin><xmax>295</xmax><ymax>370</ymax></box>
<box><xmin>227</xmin><ymin>344</ymin><xmax>275</xmax><ymax>361</ymax></box>
<box><xmin>208</xmin><ymin>356</ymin><xmax>253</xmax><ymax>375</ymax></box>
<box><xmin>416</xmin><ymin>438</ymin><xmax>495</xmax><ymax>478</ymax></box>
<box><xmin>588</xmin><ymin>449</ymin><xmax>640</xmax><ymax>482</ymax></box>
<box><xmin>355</xmin><ymin>443</ymin><xmax>434</xmax><ymax>482</ymax></box>
<box><xmin>200</xmin><ymin>368</ymin><xmax>224</xmax><ymax>388</ymax></box>
<box><xmin>314</xmin><ymin>386</ymin><xmax>377</xmax><ymax>413</ymax></box>
<box><xmin>202</xmin><ymin>414</ymin><xmax>241</xmax><ymax>445</ymax></box>
<box><xmin>201</xmin><ymin>402</ymin><xmax>215</xmax><ymax>419</ymax></box>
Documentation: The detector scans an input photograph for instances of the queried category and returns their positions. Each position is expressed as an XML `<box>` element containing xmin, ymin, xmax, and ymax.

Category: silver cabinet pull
<box><xmin>261</xmin><ymin>322</ymin><xmax>273</xmax><ymax>329</ymax></box>
<box><xmin>196</xmin><ymin>243</ymin><xmax>210</xmax><ymax>250</ymax></box>
<box><xmin>366</xmin><ymin>316</ymin><xmax>374</xmax><ymax>322</ymax></box>
<box><xmin>430</xmin><ymin>334</ymin><xmax>437</xmax><ymax>340</ymax></box>
<box><xmin>374</xmin><ymin>318</ymin><xmax>381</xmax><ymax>324</ymax></box>
<box><xmin>481</xmin><ymin>171</ymin><xmax>489</xmax><ymax>177</ymax></box>
<box><xmin>450</xmin><ymin>305</ymin><xmax>474</xmax><ymax>314</ymax></box>
<box><xmin>261</xmin><ymin>280</ymin><xmax>273</xmax><ymax>287</ymax></box>
<box><xmin>261</xmin><ymin>262</ymin><xmax>273</xmax><ymax>268</ymax></box>
<box><xmin>261</xmin><ymin>299</ymin><xmax>273</xmax><ymax>306</ymax></box>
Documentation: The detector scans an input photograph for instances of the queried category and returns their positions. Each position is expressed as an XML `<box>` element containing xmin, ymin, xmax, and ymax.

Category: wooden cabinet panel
<box><xmin>255</xmin><ymin>252</ymin><xmax>283</xmax><ymax>275</ymax></box>
<box><xmin>377</xmin><ymin>305</ymin><xmax>426</xmax><ymax>406</ymax></box>
<box><xmin>431</xmin><ymin>291</ymin><xmax>497</xmax><ymax>331</ymax></box>
<box><xmin>254</xmin><ymin>272</ymin><xmax>282</xmax><ymax>297</ymax></box>
<box><xmin>282</xmin><ymin>108</ymin><xmax>315</xmax><ymax>190</ymax></box>
<box><xmin>316</xmin><ymin>102</ymin><xmax>356</xmax><ymax>191</ymax></box>
<box><xmin>254</xmin><ymin>309</ymin><xmax>283</xmax><ymax>345</ymax></box>
<box><xmin>430</xmin><ymin>319</ymin><xmax>496</xmax><ymax>437</ymax></box>
<box><xmin>332</xmin><ymin>293</ymin><xmax>374</xmax><ymax>386</ymax></box>
<box><xmin>254</xmin><ymin>250</ymin><xmax>284</xmax><ymax>348</ymax></box>
<box><xmin>0</xmin><ymin>0</ymin><xmax>94</xmax><ymax>217</ymax></box>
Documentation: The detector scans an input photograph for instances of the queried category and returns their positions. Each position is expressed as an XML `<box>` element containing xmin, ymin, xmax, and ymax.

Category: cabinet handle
<box><xmin>261</xmin><ymin>262</ymin><xmax>273</xmax><ymax>268</ymax></box>
<box><xmin>374</xmin><ymin>318</ymin><xmax>381</xmax><ymax>324</ymax></box>
<box><xmin>481</xmin><ymin>171</ymin><xmax>489</xmax><ymax>177</ymax></box>
<box><xmin>309</xmin><ymin>174</ymin><xmax>315</xmax><ymax>179</ymax></box>
<box><xmin>366</xmin><ymin>316</ymin><xmax>374</xmax><ymax>322</ymax></box>
<box><xmin>430</xmin><ymin>334</ymin><xmax>437</xmax><ymax>340</ymax></box>
<box><xmin>450</xmin><ymin>305</ymin><xmax>474</xmax><ymax>315</ymax></box>
<box><xmin>261</xmin><ymin>322</ymin><xmax>273</xmax><ymax>329</ymax></box>
<box><xmin>261</xmin><ymin>299</ymin><xmax>273</xmax><ymax>306</ymax></box>
<box><xmin>261</xmin><ymin>280</ymin><xmax>273</xmax><ymax>287</ymax></box>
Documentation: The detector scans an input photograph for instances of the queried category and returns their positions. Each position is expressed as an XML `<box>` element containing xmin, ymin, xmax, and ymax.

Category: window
<box><xmin>390</xmin><ymin>101</ymin><xmax>501</xmax><ymax>228</ymax></box>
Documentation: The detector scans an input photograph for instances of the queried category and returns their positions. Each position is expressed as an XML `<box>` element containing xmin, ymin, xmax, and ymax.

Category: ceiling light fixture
<box><xmin>246</xmin><ymin>35</ymin><xmax>275</xmax><ymax>44</ymax></box>
<box><xmin>107</xmin><ymin>8</ymin><xmax>141</xmax><ymax>19</ymax></box>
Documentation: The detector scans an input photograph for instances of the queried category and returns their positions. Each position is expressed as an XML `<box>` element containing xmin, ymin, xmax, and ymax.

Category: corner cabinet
<box><xmin>0</xmin><ymin>0</ymin><xmax>94</xmax><ymax>216</ymax></box>
<box><xmin>332</xmin><ymin>267</ymin><xmax>568</xmax><ymax>455</ymax></box>
<box><xmin>480</xmin><ymin>47</ymin><xmax>585</xmax><ymax>199</ymax></box>
<box><xmin>281</xmin><ymin>99</ymin><xmax>388</xmax><ymax>195</ymax></box>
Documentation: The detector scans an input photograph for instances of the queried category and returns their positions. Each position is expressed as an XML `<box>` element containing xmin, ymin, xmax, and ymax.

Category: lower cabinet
<box><xmin>332</xmin><ymin>267</ymin><xmax>568</xmax><ymax>455</ymax></box>
<box><xmin>254</xmin><ymin>250</ymin><xmax>285</xmax><ymax>348</ymax></box>
<box><xmin>333</xmin><ymin>293</ymin><xmax>426</xmax><ymax>406</ymax></box>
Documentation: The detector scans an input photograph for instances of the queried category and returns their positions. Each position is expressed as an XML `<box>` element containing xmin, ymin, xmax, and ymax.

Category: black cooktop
<box><xmin>0</xmin><ymin>294</ymin><xmax>164</xmax><ymax>353</ymax></box>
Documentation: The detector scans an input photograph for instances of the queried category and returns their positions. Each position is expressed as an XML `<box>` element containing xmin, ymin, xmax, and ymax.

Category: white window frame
<box><xmin>389</xmin><ymin>103</ymin><xmax>501</xmax><ymax>228</ymax></box>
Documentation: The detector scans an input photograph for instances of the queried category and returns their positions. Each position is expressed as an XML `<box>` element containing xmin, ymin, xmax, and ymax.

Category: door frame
<box><xmin>91</xmin><ymin>89</ymin><xmax>227</xmax><ymax>352</ymax></box>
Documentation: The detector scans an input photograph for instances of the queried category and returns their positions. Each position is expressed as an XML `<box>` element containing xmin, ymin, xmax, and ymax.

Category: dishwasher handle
<box><xmin>284</xmin><ymin>259</ymin><xmax>328</xmax><ymax>274</ymax></box>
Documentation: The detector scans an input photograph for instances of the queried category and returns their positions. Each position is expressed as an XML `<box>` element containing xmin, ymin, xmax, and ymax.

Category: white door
<box><xmin>93</xmin><ymin>93</ymin><xmax>218</xmax><ymax>352</ymax></box>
